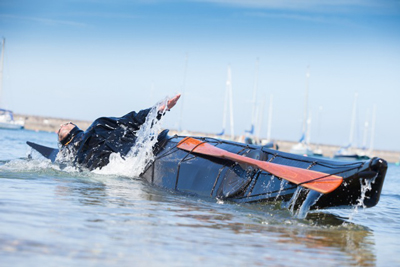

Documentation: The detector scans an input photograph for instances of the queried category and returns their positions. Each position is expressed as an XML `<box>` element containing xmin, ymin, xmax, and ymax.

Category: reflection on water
<box><xmin>12</xmin><ymin>156</ymin><xmax>400</xmax><ymax>266</ymax></box>
<box><xmin>156</xmin><ymin>200</ymin><xmax>376</xmax><ymax>266</ymax></box>
<box><xmin>1</xmin><ymin>166</ymin><xmax>378</xmax><ymax>266</ymax></box>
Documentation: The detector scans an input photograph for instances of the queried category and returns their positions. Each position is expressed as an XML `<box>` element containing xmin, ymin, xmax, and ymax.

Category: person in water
<box><xmin>57</xmin><ymin>94</ymin><xmax>181</xmax><ymax>170</ymax></box>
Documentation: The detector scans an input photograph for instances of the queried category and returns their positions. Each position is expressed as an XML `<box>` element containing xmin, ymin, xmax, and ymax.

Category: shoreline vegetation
<box><xmin>14</xmin><ymin>113</ymin><xmax>400</xmax><ymax>163</ymax></box>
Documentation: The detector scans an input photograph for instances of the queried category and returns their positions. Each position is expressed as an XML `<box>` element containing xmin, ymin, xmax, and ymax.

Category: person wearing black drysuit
<box><xmin>57</xmin><ymin>94</ymin><xmax>180</xmax><ymax>171</ymax></box>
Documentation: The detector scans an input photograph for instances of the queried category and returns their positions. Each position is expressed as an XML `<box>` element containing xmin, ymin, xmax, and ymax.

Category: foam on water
<box><xmin>1</xmin><ymin>158</ymin><xmax>57</xmax><ymax>172</ymax></box>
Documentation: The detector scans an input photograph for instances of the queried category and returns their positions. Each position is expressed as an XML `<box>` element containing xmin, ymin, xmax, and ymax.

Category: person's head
<box><xmin>57</xmin><ymin>122</ymin><xmax>82</xmax><ymax>146</ymax></box>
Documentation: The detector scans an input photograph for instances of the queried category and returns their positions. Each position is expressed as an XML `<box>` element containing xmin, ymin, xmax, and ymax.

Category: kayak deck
<box><xmin>142</xmin><ymin>133</ymin><xmax>387</xmax><ymax>210</ymax></box>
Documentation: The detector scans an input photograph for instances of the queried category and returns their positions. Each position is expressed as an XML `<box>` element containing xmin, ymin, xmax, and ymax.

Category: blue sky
<box><xmin>1</xmin><ymin>0</ymin><xmax>400</xmax><ymax>151</ymax></box>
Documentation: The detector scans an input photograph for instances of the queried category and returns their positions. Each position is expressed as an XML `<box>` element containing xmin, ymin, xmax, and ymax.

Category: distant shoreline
<box><xmin>15</xmin><ymin>113</ymin><xmax>93</xmax><ymax>133</ymax></box>
<box><xmin>14</xmin><ymin>113</ymin><xmax>400</xmax><ymax>163</ymax></box>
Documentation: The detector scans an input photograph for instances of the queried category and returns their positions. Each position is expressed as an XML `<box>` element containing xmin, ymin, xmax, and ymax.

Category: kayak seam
<box><xmin>246</xmin><ymin>171</ymin><xmax>261</xmax><ymax>197</ymax></box>
<box><xmin>211</xmin><ymin>165</ymin><xmax>227</xmax><ymax>197</ymax></box>
<box><xmin>175</xmin><ymin>145</ymin><xmax>203</xmax><ymax>190</ymax></box>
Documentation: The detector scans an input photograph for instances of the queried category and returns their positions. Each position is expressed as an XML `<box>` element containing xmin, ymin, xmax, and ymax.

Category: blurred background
<box><xmin>1</xmin><ymin>0</ymin><xmax>399</xmax><ymax>153</ymax></box>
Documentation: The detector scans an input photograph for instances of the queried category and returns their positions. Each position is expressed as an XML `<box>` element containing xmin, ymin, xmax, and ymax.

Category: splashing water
<box><xmin>281</xmin><ymin>187</ymin><xmax>301</xmax><ymax>211</ymax></box>
<box><xmin>93</xmin><ymin>98</ymin><xmax>168</xmax><ymax>178</ymax></box>
<box><xmin>280</xmin><ymin>186</ymin><xmax>323</xmax><ymax>218</ymax></box>
<box><xmin>1</xmin><ymin>158</ymin><xmax>57</xmax><ymax>172</ymax></box>
<box><xmin>274</xmin><ymin>178</ymin><xmax>321</xmax><ymax>217</ymax></box>
<box><xmin>356</xmin><ymin>174</ymin><xmax>378</xmax><ymax>209</ymax></box>
<box><xmin>274</xmin><ymin>177</ymin><xmax>288</xmax><ymax>201</ymax></box>
<box><xmin>296</xmin><ymin>190</ymin><xmax>323</xmax><ymax>219</ymax></box>
<box><xmin>348</xmin><ymin>173</ymin><xmax>378</xmax><ymax>219</ymax></box>
<box><xmin>55</xmin><ymin>139</ymin><xmax>81</xmax><ymax>171</ymax></box>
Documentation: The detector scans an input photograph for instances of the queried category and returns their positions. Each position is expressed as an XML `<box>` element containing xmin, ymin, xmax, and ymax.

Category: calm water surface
<box><xmin>1</xmin><ymin>129</ymin><xmax>399</xmax><ymax>267</ymax></box>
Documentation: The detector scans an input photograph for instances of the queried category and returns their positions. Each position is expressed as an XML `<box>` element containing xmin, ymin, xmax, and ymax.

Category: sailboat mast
<box><xmin>302</xmin><ymin>66</ymin><xmax>310</xmax><ymax>143</ymax></box>
<box><xmin>369</xmin><ymin>104</ymin><xmax>376</xmax><ymax>153</ymax></box>
<box><xmin>306</xmin><ymin>112</ymin><xmax>312</xmax><ymax>145</ymax></box>
<box><xmin>349</xmin><ymin>92</ymin><xmax>358</xmax><ymax>147</ymax></box>
<box><xmin>362</xmin><ymin>109</ymin><xmax>370</xmax><ymax>150</ymax></box>
<box><xmin>220</xmin><ymin>88</ymin><xmax>227</xmax><ymax>135</ymax></box>
<box><xmin>267</xmin><ymin>94</ymin><xmax>273</xmax><ymax>141</ymax></box>
<box><xmin>178</xmin><ymin>53</ymin><xmax>188</xmax><ymax>132</ymax></box>
<box><xmin>249</xmin><ymin>58</ymin><xmax>259</xmax><ymax>134</ymax></box>
<box><xmin>256</xmin><ymin>96</ymin><xmax>266</xmax><ymax>140</ymax></box>
<box><xmin>227</xmin><ymin>66</ymin><xmax>235</xmax><ymax>140</ymax></box>
<box><xmin>0</xmin><ymin>37</ymin><xmax>5</xmax><ymax>108</ymax></box>
<box><xmin>220</xmin><ymin>65</ymin><xmax>231</xmax><ymax>135</ymax></box>
<box><xmin>316</xmin><ymin>106</ymin><xmax>323</xmax><ymax>149</ymax></box>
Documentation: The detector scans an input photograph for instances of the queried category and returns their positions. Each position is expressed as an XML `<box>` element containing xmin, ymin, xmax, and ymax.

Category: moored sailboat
<box><xmin>216</xmin><ymin>65</ymin><xmax>235</xmax><ymax>141</ymax></box>
<box><xmin>334</xmin><ymin>93</ymin><xmax>374</xmax><ymax>161</ymax></box>
<box><xmin>0</xmin><ymin>109</ymin><xmax>24</xmax><ymax>129</ymax></box>
<box><xmin>0</xmin><ymin>37</ymin><xmax>24</xmax><ymax>130</ymax></box>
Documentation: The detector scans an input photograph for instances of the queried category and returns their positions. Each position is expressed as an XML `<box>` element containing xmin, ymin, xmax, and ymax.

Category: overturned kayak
<box><xmin>27</xmin><ymin>130</ymin><xmax>387</xmax><ymax>210</ymax></box>
<box><xmin>142</xmin><ymin>130</ymin><xmax>387</xmax><ymax>210</ymax></box>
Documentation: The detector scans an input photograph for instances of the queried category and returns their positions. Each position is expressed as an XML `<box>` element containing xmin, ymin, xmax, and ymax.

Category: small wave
<box><xmin>0</xmin><ymin>158</ymin><xmax>59</xmax><ymax>173</ymax></box>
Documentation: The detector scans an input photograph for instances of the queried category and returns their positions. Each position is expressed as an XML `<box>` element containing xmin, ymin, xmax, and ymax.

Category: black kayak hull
<box><xmin>26</xmin><ymin>131</ymin><xmax>387</xmax><ymax>210</ymax></box>
<box><xmin>142</xmin><ymin>133</ymin><xmax>387</xmax><ymax>210</ymax></box>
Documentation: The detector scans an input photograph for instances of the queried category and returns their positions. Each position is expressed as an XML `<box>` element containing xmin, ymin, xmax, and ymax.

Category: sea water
<box><xmin>1</xmin><ymin>123</ymin><xmax>400</xmax><ymax>266</ymax></box>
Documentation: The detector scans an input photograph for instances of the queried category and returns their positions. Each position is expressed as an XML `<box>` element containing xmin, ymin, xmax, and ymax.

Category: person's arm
<box><xmin>121</xmin><ymin>108</ymin><xmax>152</xmax><ymax>126</ymax></box>
<box><xmin>120</xmin><ymin>93</ymin><xmax>182</xmax><ymax>127</ymax></box>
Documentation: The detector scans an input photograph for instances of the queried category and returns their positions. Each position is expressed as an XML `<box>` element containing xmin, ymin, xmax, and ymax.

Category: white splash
<box><xmin>2</xmin><ymin>158</ymin><xmax>84</xmax><ymax>175</ymax></box>
<box><xmin>1</xmin><ymin>158</ymin><xmax>57</xmax><ymax>172</ymax></box>
<box><xmin>55</xmin><ymin>140</ymin><xmax>79</xmax><ymax>167</ymax></box>
<box><xmin>1</xmin><ymin>145</ymin><xmax>83</xmax><ymax>174</ymax></box>
<box><xmin>55</xmin><ymin>146</ymin><xmax>75</xmax><ymax>163</ymax></box>
<box><xmin>93</xmin><ymin>98</ymin><xmax>168</xmax><ymax>178</ymax></box>
<box><xmin>282</xmin><ymin>186</ymin><xmax>303</xmax><ymax>213</ymax></box>
<box><xmin>356</xmin><ymin>174</ymin><xmax>377</xmax><ymax>208</ymax></box>
<box><xmin>280</xmin><ymin>186</ymin><xmax>322</xmax><ymax>218</ymax></box>
<box><xmin>274</xmin><ymin>177</ymin><xmax>288</xmax><ymax>201</ymax></box>
<box><xmin>296</xmin><ymin>190</ymin><xmax>322</xmax><ymax>219</ymax></box>
<box><xmin>349</xmin><ymin>173</ymin><xmax>378</xmax><ymax>219</ymax></box>
<box><xmin>216</xmin><ymin>198</ymin><xmax>225</xmax><ymax>205</ymax></box>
